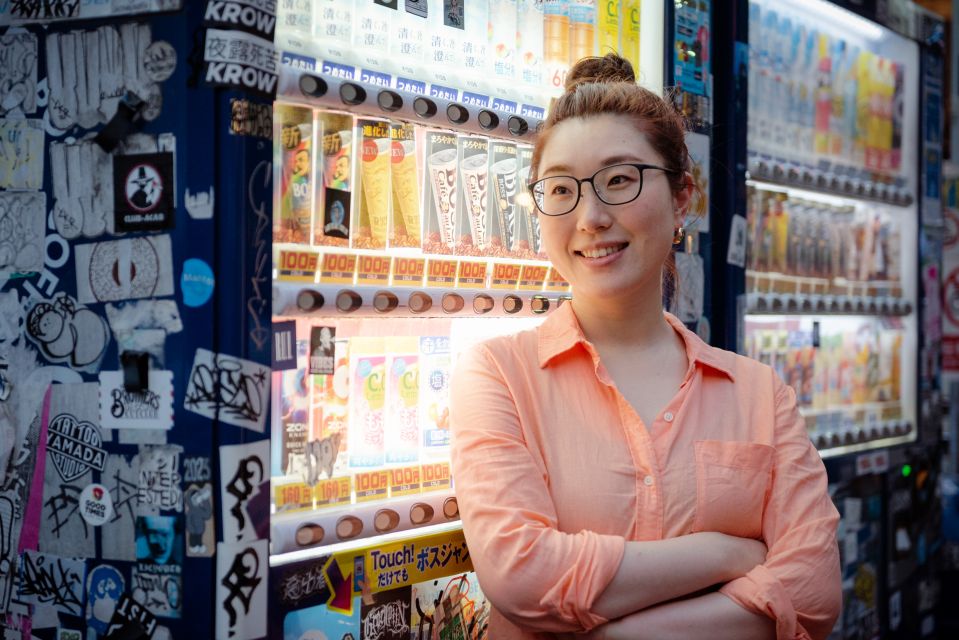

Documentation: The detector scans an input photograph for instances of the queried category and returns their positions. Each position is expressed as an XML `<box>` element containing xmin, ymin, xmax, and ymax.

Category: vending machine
<box><xmin>266</xmin><ymin>2</ymin><xmax>674</xmax><ymax>638</ymax></box>
<box><xmin>0</xmin><ymin>2</ymin><xmax>274</xmax><ymax>639</ymax></box>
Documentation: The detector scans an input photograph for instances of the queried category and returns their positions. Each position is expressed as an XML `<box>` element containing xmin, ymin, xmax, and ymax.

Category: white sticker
<box><xmin>727</xmin><ymin>214</ymin><xmax>747</xmax><ymax>268</ymax></box>
<box><xmin>99</xmin><ymin>370</ymin><xmax>174</xmax><ymax>430</ymax></box>
<box><xmin>79</xmin><ymin>483</ymin><xmax>114</xmax><ymax>526</ymax></box>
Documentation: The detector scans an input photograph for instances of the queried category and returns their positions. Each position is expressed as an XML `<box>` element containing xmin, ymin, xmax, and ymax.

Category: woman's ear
<box><xmin>672</xmin><ymin>172</ymin><xmax>695</xmax><ymax>224</ymax></box>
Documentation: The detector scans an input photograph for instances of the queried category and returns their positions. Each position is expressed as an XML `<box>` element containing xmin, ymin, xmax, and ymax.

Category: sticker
<box><xmin>272</xmin><ymin>320</ymin><xmax>297</xmax><ymax>371</ymax></box>
<box><xmin>113</xmin><ymin>152</ymin><xmax>176</xmax><ymax>232</ymax></box>
<box><xmin>184</xmin><ymin>349</ymin><xmax>270</xmax><ymax>433</ymax></box>
<box><xmin>18</xmin><ymin>550</ymin><xmax>86</xmax><ymax>615</ymax></box>
<box><xmin>0</xmin><ymin>191</ymin><xmax>45</xmax><ymax>279</ymax></box>
<box><xmin>105</xmin><ymin>592</ymin><xmax>158</xmax><ymax>640</ymax></box>
<box><xmin>230</xmin><ymin>98</ymin><xmax>272</xmax><ymax>139</ymax></box>
<box><xmin>219</xmin><ymin>440</ymin><xmax>269</xmax><ymax>542</ymax></box>
<box><xmin>135</xmin><ymin>515</ymin><xmax>183</xmax><ymax>565</ymax></box>
<box><xmin>204</xmin><ymin>0</ymin><xmax>277</xmax><ymax>40</ymax></box>
<box><xmin>685</xmin><ymin>131</ymin><xmax>710</xmax><ymax>232</ymax></box>
<box><xmin>86</xmin><ymin>564</ymin><xmax>126</xmax><ymax>635</ymax></box>
<box><xmin>281</xmin><ymin>599</ymin><xmax>361</xmax><ymax>639</ymax></box>
<box><xmin>0</xmin><ymin>119</ymin><xmax>43</xmax><ymax>189</ymax></box>
<box><xmin>361</xmin><ymin>586</ymin><xmax>412</xmax><ymax>640</ymax></box>
<box><xmin>132</xmin><ymin>563</ymin><xmax>182</xmax><ymax>618</ymax></box>
<box><xmin>672</xmin><ymin>251</ymin><xmax>705</xmax><ymax>324</ymax></box>
<box><xmin>99</xmin><ymin>370</ymin><xmax>174</xmax><ymax>430</ymax></box>
<box><xmin>79</xmin><ymin>483</ymin><xmax>114</xmax><ymax>526</ymax></box>
<box><xmin>58</xmin><ymin>628</ymin><xmax>82</xmax><ymax>640</ymax></box>
<box><xmin>74</xmin><ymin>234</ymin><xmax>175</xmax><ymax>303</ymax></box>
<box><xmin>184</xmin><ymin>483</ymin><xmax>214</xmax><ymax>557</ymax></box>
<box><xmin>215</xmin><ymin>539</ymin><xmax>268</xmax><ymax>640</ymax></box>
<box><xmin>50</xmin><ymin>138</ymin><xmax>114</xmax><ymax>239</ymax></box>
<box><xmin>143</xmin><ymin>40</ymin><xmax>177</xmax><ymax>82</ymax></box>
<box><xmin>185</xmin><ymin>186</ymin><xmax>214</xmax><ymax>219</ymax></box>
<box><xmin>9</xmin><ymin>0</ymin><xmax>80</xmax><ymax>21</ymax></box>
<box><xmin>47</xmin><ymin>412</ymin><xmax>106</xmax><ymax>482</ymax></box>
<box><xmin>309</xmin><ymin>326</ymin><xmax>335</xmax><ymax>375</ymax></box>
<box><xmin>203</xmin><ymin>28</ymin><xmax>278</xmax><ymax>96</ymax></box>
<box><xmin>180</xmin><ymin>258</ymin><xmax>215</xmax><ymax>307</ymax></box>
<box><xmin>726</xmin><ymin>213</ymin><xmax>747</xmax><ymax>268</ymax></box>
<box><xmin>25</xmin><ymin>293</ymin><xmax>110</xmax><ymax>370</ymax></box>
<box><xmin>0</xmin><ymin>33</ymin><xmax>39</xmax><ymax>116</ymax></box>
<box><xmin>137</xmin><ymin>445</ymin><xmax>183</xmax><ymax>513</ymax></box>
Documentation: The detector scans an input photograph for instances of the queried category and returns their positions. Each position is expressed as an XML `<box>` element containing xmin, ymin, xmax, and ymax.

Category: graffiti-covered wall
<box><xmin>0</xmin><ymin>1</ymin><xmax>274</xmax><ymax>638</ymax></box>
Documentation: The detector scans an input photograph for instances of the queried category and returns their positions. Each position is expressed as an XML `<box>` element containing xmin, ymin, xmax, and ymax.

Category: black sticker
<box><xmin>105</xmin><ymin>593</ymin><xmax>158</xmax><ymax>640</ymax></box>
<box><xmin>309</xmin><ymin>326</ymin><xmax>335</xmax><ymax>375</ymax></box>
<box><xmin>323</xmin><ymin>189</ymin><xmax>351</xmax><ymax>239</ymax></box>
<box><xmin>47</xmin><ymin>413</ymin><xmax>106</xmax><ymax>482</ymax></box>
<box><xmin>113</xmin><ymin>153</ymin><xmax>176</xmax><ymax>232</ymax></box>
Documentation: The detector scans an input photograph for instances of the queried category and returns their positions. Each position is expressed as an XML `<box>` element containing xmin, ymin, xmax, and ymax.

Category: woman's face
<box><xmin>534</xmin><ymin>114</ymin><xmax>690</xmax><ymax>304</ymax></box>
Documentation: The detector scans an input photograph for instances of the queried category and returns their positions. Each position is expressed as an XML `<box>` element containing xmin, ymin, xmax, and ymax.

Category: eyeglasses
<box><xmin>528</xmin><ymin>163</ymin><xmax>679</xmax><ymax>217</ymax></box>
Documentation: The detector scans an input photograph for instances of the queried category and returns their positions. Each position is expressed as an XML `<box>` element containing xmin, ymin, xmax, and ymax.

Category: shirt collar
<box><xmin>537</xmin><ymin>303</ymin><xmax>736</xmax><ymax>382</ymax></box>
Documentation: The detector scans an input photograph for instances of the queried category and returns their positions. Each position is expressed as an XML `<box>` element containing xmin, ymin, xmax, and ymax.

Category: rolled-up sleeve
<box><xmin>720</xmin><ymin>375</ymin><xmax>841</xmax><ymax>640</ymax></box>
<box><xmin>450</xmin><ymin>343</ymin><xmax>625</xmax><ymax>633</ymax></box>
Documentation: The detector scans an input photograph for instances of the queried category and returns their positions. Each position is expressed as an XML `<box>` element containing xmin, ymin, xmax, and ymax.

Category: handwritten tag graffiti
<box><xmin>362</xmin><ymin>586</ymin><xmax>412</xmax><ymax>640</ymax></box>
<box><xmin>218</xmin><ymin>440</ymin><xmax>268</xmax><ymax>542</ymax></box>
<box><xmin>0</xmin><ymin>32</ymin><xmax>38</xmax><ymax>116</ymax></box>
<box><xmin>215</xmin><ymin>539</ymin><xmax>267</xmax><ymax>640</ymax></box>
<box><xmin>185</xmin><ymin>349</ymin><xmax>270</xmax><ymax>432</ymax></box>
<box><xmin>49</xmin><ymin>138</ymin><xmax>114</xmax><ymax>238</ymax></box>
<box><xmin>101</xmin><ymin>455</ymin><xmax>139</xmax><ymax>562</ymax></box>
<box><xmin>86</xmin><ymin>564</ymin><xmax>125</xmax><ymax>635</ymax></box>
<box><xmin>136</xmin><ymin>445</ymin><xmax>182</xmax><ymax>514</ymax></box>
<box><xmin>182</xmin><ymin>456</ymin><xmax>211</xmax><ymax>483</ymax></box>
<box><xmin>0</xmin><ymin>493</ymin><xmax>18</xmax><ymax>614</ymax></box>
<box><xmin>25</xmin><ymin>293</ymin><xmax>110</xmax><ymax>371</ymax></box>
<box><xmin>17</xmin><ymin>550</ymin><xmax>85</xmax><ymax>616</ymax></box>
<box><xmin>279</xmin><ymin>563</ymin><xmax>328</xmax><ymax>606</ymax></box>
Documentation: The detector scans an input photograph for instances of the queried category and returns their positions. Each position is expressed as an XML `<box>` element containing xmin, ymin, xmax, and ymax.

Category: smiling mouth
<box><xmin>576</xmin><ymin>244</ymin><xmax>628</xmax><ymax>259</ymax></box>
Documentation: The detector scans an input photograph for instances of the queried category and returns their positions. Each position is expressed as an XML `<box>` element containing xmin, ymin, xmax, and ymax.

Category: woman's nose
<box><xmin>575</xmin><ymin>183</ymin><xmax>613</xmax><ymax>231</ymax></box>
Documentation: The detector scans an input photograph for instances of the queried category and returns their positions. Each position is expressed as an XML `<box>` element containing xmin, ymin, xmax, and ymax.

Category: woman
<box><xmin>450</xmin><ymin>54</ymin><xmax>840</xmax><ymax>639</ymax></box>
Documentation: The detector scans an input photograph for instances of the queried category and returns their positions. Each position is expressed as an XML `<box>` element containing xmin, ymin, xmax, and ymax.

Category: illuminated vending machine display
<box><xmin>268</xmin><ymin>2</ymin><xmax>666</xmax><ymax>638</ymax></box>
<box><xmin>742</xmin><ymin>0</ymin><xmax>919</xmax><ymax>456</ymax></box>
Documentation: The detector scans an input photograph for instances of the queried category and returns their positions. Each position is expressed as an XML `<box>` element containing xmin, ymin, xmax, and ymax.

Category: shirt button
<box><xmin>663</xmin><ymin>411</ymin><xmax>674</xmax><ymax>422</ymax></box>
<box><xmin>643</xmin><ymin>475</ymin><xmax>654</xmax><ymax>486</ymax></box>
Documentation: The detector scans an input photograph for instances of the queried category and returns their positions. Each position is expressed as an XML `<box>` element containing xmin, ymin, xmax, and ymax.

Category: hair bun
<box><xmin>564</xmin><ymin>54</ymin><xmax>636</xmax><ymax>91</ymax></box>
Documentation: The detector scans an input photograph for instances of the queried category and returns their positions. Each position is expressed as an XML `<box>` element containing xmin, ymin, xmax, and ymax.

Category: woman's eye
<box><xmin>551</xmin><ymin>184</ymin><xmax>572</xmax><ymax>196</ymax></box>
<box><xmin>606</xmin><ymin>173</ymin><xmax>635</xmax><ymax>187</ymax></box>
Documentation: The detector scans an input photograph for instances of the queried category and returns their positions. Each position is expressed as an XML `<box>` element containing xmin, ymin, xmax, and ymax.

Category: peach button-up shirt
<box><xmin>450</xmin><ymin>304</ymin><xmax>841</xmax><ymax>639</ymax></box>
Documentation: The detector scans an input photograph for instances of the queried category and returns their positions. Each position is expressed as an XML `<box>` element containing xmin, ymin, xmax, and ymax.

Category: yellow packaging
<box><xmin>597</xmin><ymin>0</ymin><xmax>619</xmax><ymax>55</ymax></box>
<box><xmin>389</xmin><ymin>122</ymin><xmax>421</xmax><ymax>247</ymax></box>
<box><xmin>354</xmin><ymin>118</ymin><xmax>392</xmax><ymax>249</ymax></box>
<box><xmin>622</xmin><ymin>1</ymin><xmax>641</xmax><ymax>71</ymax></box>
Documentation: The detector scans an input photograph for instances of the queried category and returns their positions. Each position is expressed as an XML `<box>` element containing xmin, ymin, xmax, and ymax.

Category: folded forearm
<box><xmin>591</xmin><ymin>532</ymin><xmax>764</xmax><ymax>620</ymax></box>
<box><xmin>600</xmin><ymin>592</ymin><xmax>775</xmax><ymax>640</ymax></box>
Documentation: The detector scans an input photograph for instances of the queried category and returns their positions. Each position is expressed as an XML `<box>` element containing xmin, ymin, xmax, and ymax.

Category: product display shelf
<box><xmin>744</xmin><ymin>291</ymin><xmax>913</xmax><ymax>316</ymax></box>
<box><xmin>277</xmin><ymin>63</ymin><xmax>544</xmax><ymax>144</ymax></box>
<box><xmin>747</xmin><ymin>158</ymin><xmax>914</xmax><ymax>207</ymax></box>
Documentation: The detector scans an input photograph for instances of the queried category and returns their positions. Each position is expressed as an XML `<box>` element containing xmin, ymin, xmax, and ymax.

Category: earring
<box><xmin>672</xmin><ymin>226</ymin><xmax>685</xmax><ymax>245</ymax></box>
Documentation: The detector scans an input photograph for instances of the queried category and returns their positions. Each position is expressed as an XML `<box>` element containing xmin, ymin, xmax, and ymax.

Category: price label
<box><xmin>490</xmin><ymin>262</ymin><xmax>521</xmax><ymax>289</ymax></box>
<box><xmin>314</xmin><ymin>476</ymin><xmax>351</xmax><ymax>508</ymax></box>
<box><xmin>274</xmin><ymin>482</ymin><xmax>313</xmax><ymax>512</ymax></box>
<box><xmin>518</xmin><ymin>264</ymin><xmax>548</xmax><ymax>291</ymax></box>
<box><xmin>391</xmin><ymin>257</ymin><xmax>426</xmax><ymax>286</ymax></box>
<box><xmin>355</xmin><ymin>470</ymin><xmax>390</xmax><ymax>502</ymax></box>
<box><xmin>389</xmin><ymin>466</ymin><xmax>422</xmax><ymax>497</ymax></box>
<box><xmin>425</xmin><ymin>259</ymin><xmax>458</xmax><ymax>287</ymax></box>
<box><xmin>277</xmin><ymin>249</ymin><xmax>319</xmax><ymax>282</ymax></box>
<box><xmin>356</xmin><ymin>254</ymin><xmax>392</xmax><ymax>285</ymax></box>
<box><xmin>319</xmin><ymin>252</ymin><xmax>357</xmax><ymax>284</ymax></box>
<box><xmin>544</xmin><ymin>267</ymin><xmax>571</xmax><ymax>292</ymax></box>
<box><xmin>421</xmin><ymin>461</ymin><xmax>451</xmax><ymax>492</ymax></box>
<box><xmin>456</xmin><ymin>260</ymin><xmax>488</xmax><ymax>288</ymax></box>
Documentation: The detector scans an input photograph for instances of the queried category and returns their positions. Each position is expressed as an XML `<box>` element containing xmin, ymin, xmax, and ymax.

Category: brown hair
<box><xmin>531</xmin><ymin>54</ymin><xmax>691</xmax><ymax>196</ymax></box>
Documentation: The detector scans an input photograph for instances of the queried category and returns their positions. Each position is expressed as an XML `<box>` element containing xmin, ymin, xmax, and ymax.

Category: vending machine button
<box><xmin>507</xmin><ymin>116</ymin><xmax>529</xmax><ymax>136</ymax></box>
<box><xmin>442</xmin><ymin>293</ymin><xmax>465</xmax><ymax>313</ymax></box>
<box><xmin>503</xmin><ymin>295</ymin><xmax>523</xmax><ymax>314</ymax></box>
<box><xmin>339</xmin><ymin>82</ymin><xmax>367</xmax><ymax>105</ymax></box>
<box><xmin>299</xmin><ymin>75</ymin><xmax>328</xmax><ymax>97</ymax></box>
<box><xmin>373</xmin><ymin>291</ymin><xmax>399</xmax><ymax>312</ymax></box>
<box><xmin>446</xmin><ymin>103</ymin><xmax>469</xmax><ymax>124</ymax></box>
<box><xmin>413</xmin><ymin>97</ymin><xmax>438</xmax><ymax>118</ymax></box>
<box><xmin>335</xmin><ymin>290</ymin><xmax>363</xmax><ymax>312</ymax></box>
<box><xmin>472</xmin><ymin>294</ymin><xmax>494</xmax><ymax>314</ymax></box>
<box><xmin>478</xmin><ymin>109</ymin><xmax>499</xmax><ymax>130</ymax></box>
<box><xmin>377</xmin><ymin>90</ymin><xmax>403</xmax><ymax>112</ymax></box>
<box><xmin>296</xmin><ymin>289</ymin><xmax>325</xmax><ymax>311</ymax></box>
<box><xmin>408</xmin><ymin>291</ymin><xmax>433</xmax><ymax>313</ymax></box>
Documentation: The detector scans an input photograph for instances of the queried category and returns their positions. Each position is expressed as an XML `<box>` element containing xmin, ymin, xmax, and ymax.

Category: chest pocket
<box><xmin>692</xmin><ymin>440</ymin><xmax>774</xmax><ymax>539</ymax></box>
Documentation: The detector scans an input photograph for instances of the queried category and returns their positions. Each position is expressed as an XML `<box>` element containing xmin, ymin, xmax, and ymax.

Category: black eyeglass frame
<box><xmin>527</xmin><ymin>163</ymin><xmax>681</xmax><ymax>217</ymax></box>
